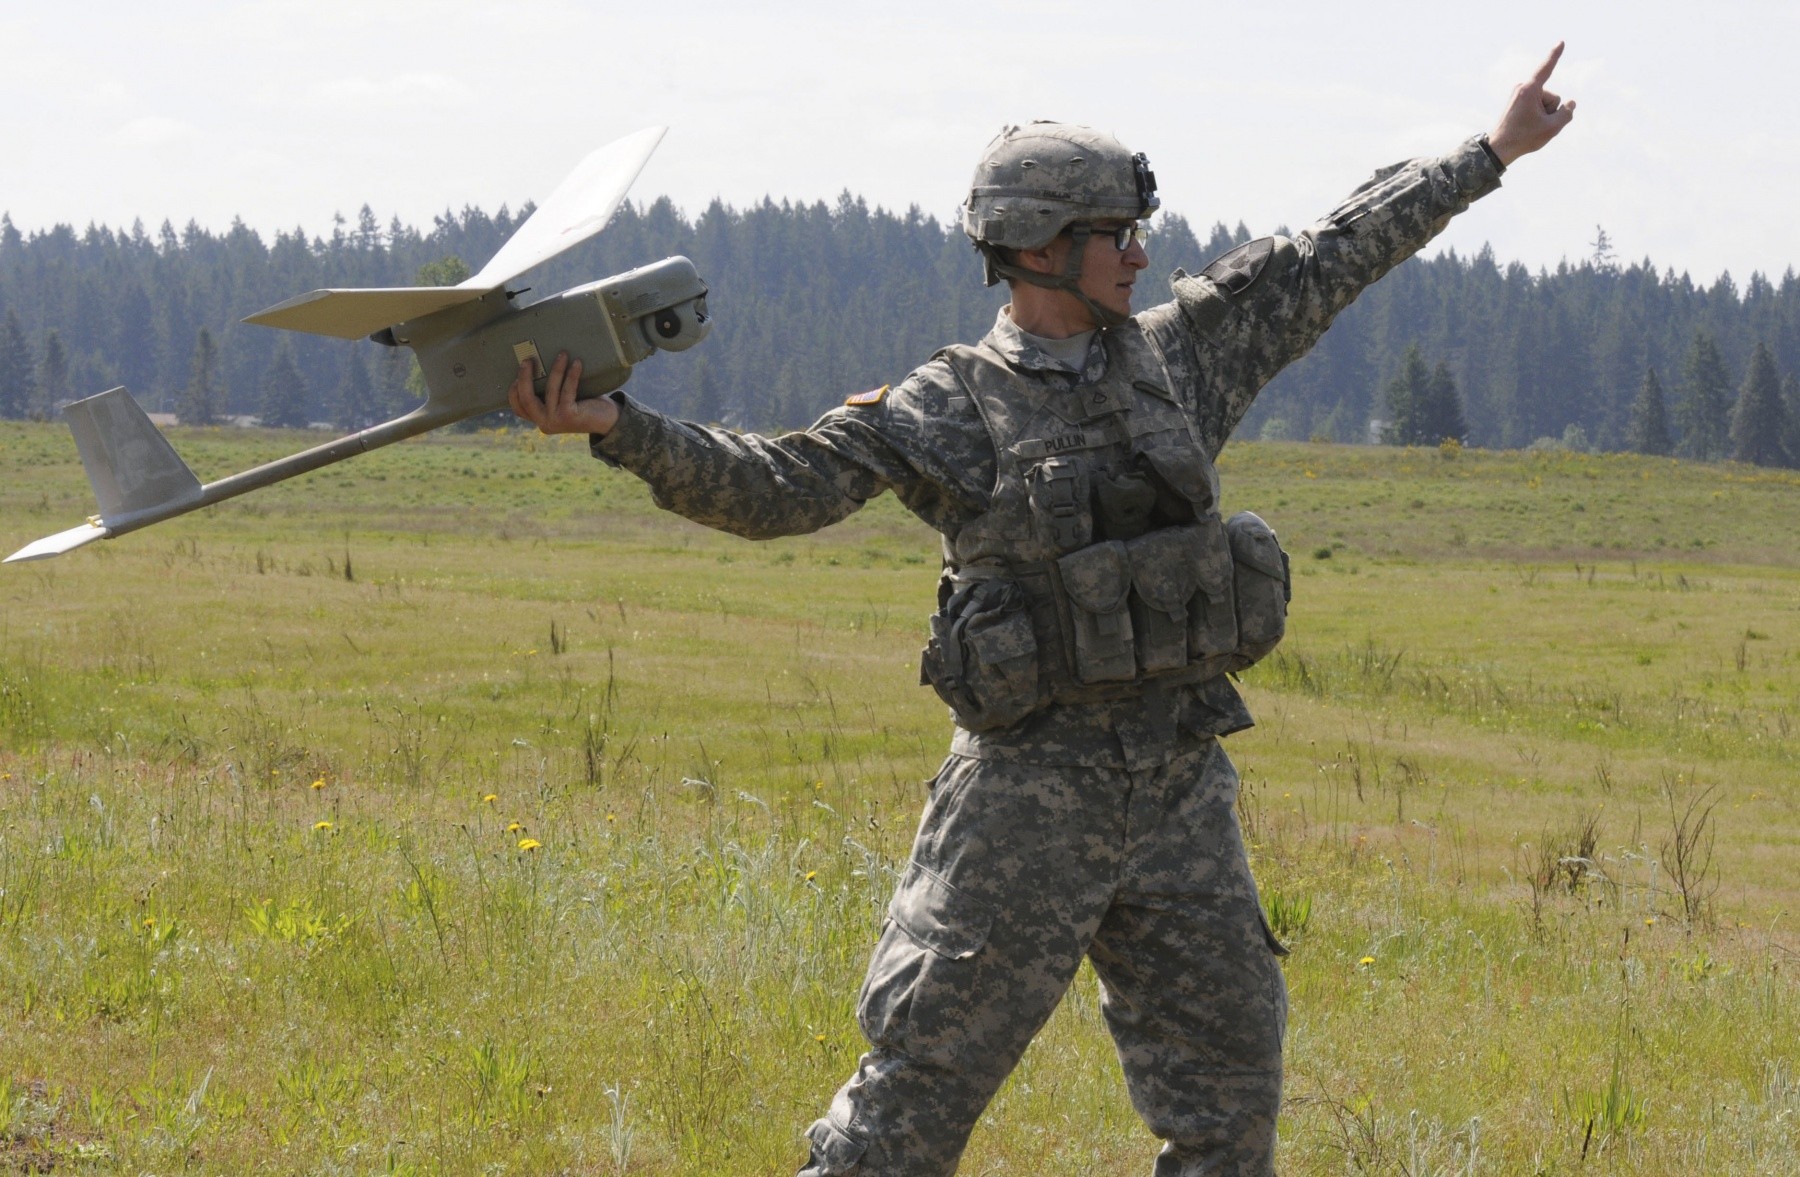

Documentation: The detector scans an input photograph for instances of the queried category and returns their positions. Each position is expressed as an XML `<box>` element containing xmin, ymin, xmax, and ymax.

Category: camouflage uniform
<box><xmin>591</xmin><ymin>137</ymin><xmax>1504</xmax><ymax>1174</ymax></box>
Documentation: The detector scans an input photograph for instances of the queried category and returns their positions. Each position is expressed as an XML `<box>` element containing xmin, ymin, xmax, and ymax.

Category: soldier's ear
<box><xmin>1015</xmin><ymin>242</ymin><xmax>1059</xmax><ymax>276</ymax></box>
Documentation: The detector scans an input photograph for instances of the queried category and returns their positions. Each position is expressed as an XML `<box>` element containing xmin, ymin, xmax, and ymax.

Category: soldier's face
<box><xmin>1035</xmin><ymin>220</ymin><xmax>1150</xmax><ymax>324</ymax></box>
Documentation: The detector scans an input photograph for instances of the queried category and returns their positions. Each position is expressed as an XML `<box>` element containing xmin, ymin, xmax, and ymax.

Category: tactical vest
<box><xmin>920</xmin><ymin>323</ymin><xmax>1291</xmax><ymax>732</ymax></box>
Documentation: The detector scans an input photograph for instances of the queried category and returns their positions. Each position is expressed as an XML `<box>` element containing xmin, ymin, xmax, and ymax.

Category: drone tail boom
<box><xmin>5</xmin><ymin>386</ymin><xmax>484</xmax><ymax>563</ymax></box>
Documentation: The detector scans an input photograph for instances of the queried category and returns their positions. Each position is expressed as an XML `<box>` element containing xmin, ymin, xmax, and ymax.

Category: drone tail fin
<box><xmin>66</xmin><ymin>387</ymin><xmax>204</xmax><ymax>522</ymax></box>
<box><xmin>5</xmin><ymin>388</ymin><xmax>203</xmax><ymax>563</ymax></box>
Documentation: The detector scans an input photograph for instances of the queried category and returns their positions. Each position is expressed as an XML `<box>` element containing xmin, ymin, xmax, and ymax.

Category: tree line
<box><xmin>2</xmin><ymin>201</ymin><xmax>1799</xmax><ymax>465</ymax></box>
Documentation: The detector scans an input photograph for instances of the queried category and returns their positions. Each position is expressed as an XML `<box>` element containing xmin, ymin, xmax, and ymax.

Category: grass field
<box><xmin>1</xmin><ymin>419</ymin><xmax>1797</xmax><ymax>1175</ymax></box>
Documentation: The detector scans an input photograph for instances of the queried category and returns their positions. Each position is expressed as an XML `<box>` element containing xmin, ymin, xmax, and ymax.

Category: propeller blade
<box><xmin>463</xmin><ymin>126</ymin><xmax>666</xmax><ymax>290</ymax></box>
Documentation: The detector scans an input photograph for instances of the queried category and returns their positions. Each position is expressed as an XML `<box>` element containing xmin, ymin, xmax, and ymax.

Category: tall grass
<box><xmin>1</xmin><ymin>424</ymin><xmax>1797</xmax><ymax>1172</ymax></box>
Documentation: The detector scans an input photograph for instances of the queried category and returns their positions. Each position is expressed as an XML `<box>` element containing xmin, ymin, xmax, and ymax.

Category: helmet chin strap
<box><xmin>982</xmin><ymin>226</ymin><xmax>1128</xmax><ymax>330</ymax></box>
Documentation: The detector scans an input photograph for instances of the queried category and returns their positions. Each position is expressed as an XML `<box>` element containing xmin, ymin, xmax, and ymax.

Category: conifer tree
<box><xmin>0</xmin><ymin>309</ymin><xmax>35</xmax><ymax>420</ymax></box>
<box><xmin>683</xmin><ymin>356</ymin><xmax>721</xmax><ymax>423</ymax></box>
<box><xmin>38</xmin><ymin>330</ymin><xmax>70</xmax><ymax>419</ymax></box>
<box><xmin>375</xmin><ymin>345</ymin><xmax>415</xmax><ymax>417</ymax></box>
<box><xmin>113</xmin><ymin>283</ymin><xmax>160</xmax><ymax>403</ymax></box>
<box><xmin>180</xmin><ymin>328</ymin><xmax>222</xmax><ymax>425</ymax></box>
<box><xmin>1381</xmin><ymin>343</ymin><xmax>1430</xmax><ymax>444</ymax></box>
<box><xmin>1421</xmin><ymin>360</ymin><xmax>1468</xmax><ymax>443</ymax></box>
<box><xmin>20</xmin><ymin>188</ymin><xmax>1800</xmax><ymax>450</ymax></box>
<box><xmin>1677</xmin><ymin>330</ymin><xmax>1732</xmax><ymax>461</ymax></box>
<box><xmin>333</xmin><ymin>348</ymin><xmax>375</xmax><ymax>430</ymax></box>
<box><xmin>259</xmin><ymin>339</ymin><xmax>311</xmax><ymax>428</ymax></box>
<box><xmin>1626</xmin><ymin>366</ymin><xmax>1673</xmax><ymax>455</ymax></box>
<box><xmin>1730</xmin><ymin>341</ymin><xmax>1789</xmax><ymax>466</ymax></box>
<box><xmin>355</xmin><ymin>205</ymin><xmax>382</xmax><ymax>253</ymax></box>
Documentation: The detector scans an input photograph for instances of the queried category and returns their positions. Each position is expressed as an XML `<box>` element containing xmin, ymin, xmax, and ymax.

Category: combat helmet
<box><xmin>961</xmin><ymin>121</ymin><xmax>1158</xmax><ymax>326</ymax></box>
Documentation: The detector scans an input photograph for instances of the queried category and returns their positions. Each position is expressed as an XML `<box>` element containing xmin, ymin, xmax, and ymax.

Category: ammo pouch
<box><xmin>1185</xmin><ymin>515</ymin><xmax>1239</xmax><ymax>659</ymax></box>
<box><xmin>1225</xmin><ymin>511</ymin><xmax>1291</xmax><ymax>664</ymax></box>
<box><xmin>1049</xmin><ymin>514</ymin><xmax>1290</xmax><ymax>690</ymax></box>
<box><xmin>919</xmin><ymin>574</ymin><xmax>1042</xmax><ymax>731</ymax></box>
<box><xmin>1056</xmin><ymin>541</ymin><xmax>1137</xmax><ymax>684</ymax></box>
<box><xmin>924</xmin><ymin>516</ymin><xmax>1291</xmax><ymax>724</ymax></box>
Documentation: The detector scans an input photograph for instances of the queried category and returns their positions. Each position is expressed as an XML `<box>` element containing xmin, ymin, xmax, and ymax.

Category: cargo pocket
<box><xmin>1055</xmin><ymin>541</ymin><xmax>1136</xmax><ymax>683</ymax></box>
<box><xmin>801</xmin><ymin>1115</ymin><xmax>870</xmax><ymax>1175</ymax></box>
<box><xmin>856</xmin><ymin>861</ymin><xmax>995</xmax><ymax>1069</ymax></box>
<box><xmin>1226</xmin><ymin>511</ymin><xmax>1290</xmax><ymax>664</ymax></box>
<box><xmin>920</xmin><ymin>578</ymin><xmax>1041</xmax><ymax>732</ymax></box>
<box><xmin>1188</xmin><ymin>514</ymin><xmax>1239</xmax><ymax>658</ymax></box>
<box><xmin>1125</xmin><ymin>526</ymin><xmax>1202</xmax><ymax>674</ymax></box>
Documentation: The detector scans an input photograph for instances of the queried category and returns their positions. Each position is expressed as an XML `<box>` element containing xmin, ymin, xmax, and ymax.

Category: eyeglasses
<box><xmin>1080</xmin><ymin>223</ymin><xmax>1150</xmax><ymax>251</ymax></box>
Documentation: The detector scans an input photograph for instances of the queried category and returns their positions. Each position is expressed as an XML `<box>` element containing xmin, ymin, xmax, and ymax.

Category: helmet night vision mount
<box><xmin>8</xmin><ymin>127</ymin><xmax>711</xmax><ymax>563</ymax></box>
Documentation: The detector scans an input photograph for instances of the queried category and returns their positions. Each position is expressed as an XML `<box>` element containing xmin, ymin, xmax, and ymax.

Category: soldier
<box><xmin>510</xmin><ymin>45</ymin><xmax>1574</xmax><ymax>1177</ymax></box>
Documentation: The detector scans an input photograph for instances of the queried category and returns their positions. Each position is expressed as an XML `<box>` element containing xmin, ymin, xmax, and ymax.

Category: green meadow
<box><xmin>1</xmin><ymin>419</ymin><xmax>1797</xmax><ymax>1175</ymax></box>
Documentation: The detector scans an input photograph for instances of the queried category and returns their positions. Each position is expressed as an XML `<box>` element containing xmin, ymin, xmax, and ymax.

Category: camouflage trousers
<box><xmin>799</xmin><ymin>737</ymin><xmax>1287</xmax><ymax>1176</ymax></box>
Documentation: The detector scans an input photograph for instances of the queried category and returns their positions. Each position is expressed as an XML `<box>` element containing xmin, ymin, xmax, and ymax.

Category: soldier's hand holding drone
<box><xmin>508</xmin><ymin>352</ymin><xmax>619</xmax><ymax>437</ymax></box>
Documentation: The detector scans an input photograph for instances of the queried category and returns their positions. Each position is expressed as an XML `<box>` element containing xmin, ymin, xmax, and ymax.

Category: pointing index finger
<box><xmin>1531</xmin><ymin>41</ymin><xmax>1565</xmax><ymax>88</ymax></box>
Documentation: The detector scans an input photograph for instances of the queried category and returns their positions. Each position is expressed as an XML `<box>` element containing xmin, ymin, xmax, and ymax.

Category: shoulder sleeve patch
<box><xmin>845</xmin><ymin>384</ymin><xmax>890</xmax><ymax>407</ymax></box>
<box><xmin>1199</xmin><ymin>237</ymin><xmax>1275</xmax><ymax>296</ymax></box>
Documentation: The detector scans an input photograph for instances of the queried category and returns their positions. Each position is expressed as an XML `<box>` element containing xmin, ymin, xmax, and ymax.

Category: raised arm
<box><xmin>1167</xmin><ymin>43</ymin><xmax>1576</xmax><ymax>452</ymax></box>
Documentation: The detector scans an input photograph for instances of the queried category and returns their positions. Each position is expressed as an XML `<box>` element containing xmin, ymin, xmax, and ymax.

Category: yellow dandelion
<box><xmin>507</xmin><ymin>821</ymin><xmax>523</xmax><ymax>833</ymax></box>
<box><xmin>310</xmin><ymin>778</ymin><xmax>325</xmax><ymax>790</ymax></box>
<box><xmin>814</xmin><ymin>1033</ymin><xmax>826</xmax><ymax>1042</ymax></box>
<box><xmin>1645</xmin><ymin>917</ymin><xmax>1656</xmax><ymax>927</ymax></box>
<box><xmin>313</xmin><ymin>820</ymin><xmax>333</xmax><ymax>831</ymax></box>
<box><xmin>805</xmin><ymin>870</ymin><xmax>818</xmax><ymax>882</ymax></box>
<box><xmin>1359</xmin><ymin>956</ymin><xmax>1376</xmax><ymax>966</ymax></box>
<box><xmin>482</xmin><ymin>793</ymin><xmax>498</xmax><ymax>805</ymax></box>
<box><xmin>143</xmin><ymin>916</ymin><xmax>156</xmax><ymax>928</ymax></box>
<box><xmin>517</xmin><ymin>838</ymin><xmax>542</xmax><ymax>852</ymax></box>
<box><xmin>605</xmin><ymin>813</ymin><xmax>617</xmax><ymax>823</ymax></box>
<box><xmin>1</xmin><ymin>772</ymin><xmax>12</xmax><ymax>781</ymax></box>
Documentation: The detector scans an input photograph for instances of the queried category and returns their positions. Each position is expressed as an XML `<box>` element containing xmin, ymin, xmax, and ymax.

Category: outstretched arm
<box><xmin>507</xmin><ymin>351</ymin><xmax>983</xmax><ymax>540</ymax></box>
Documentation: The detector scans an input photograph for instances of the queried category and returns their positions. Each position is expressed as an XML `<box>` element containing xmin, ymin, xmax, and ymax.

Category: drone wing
<box><xmin>243</xmin><ymin>126</ymin><xmax>667</xmax><ymax>339</ymax></box>
<box><xmin>463</xmin><ymin>125</ymin><xmax>665</xmax><ymax>290</ymax></box>
<box><xmin>242</xmin><ymin>286</ymin><xmax>487</xmax><ymax>340</ymax></box>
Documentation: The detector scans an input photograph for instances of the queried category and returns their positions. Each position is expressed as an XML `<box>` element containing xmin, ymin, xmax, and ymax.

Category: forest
<box><xmin>2</xmin><ymin>192</ymin><xmax>1798</xmax><ymax>465</ymax></box>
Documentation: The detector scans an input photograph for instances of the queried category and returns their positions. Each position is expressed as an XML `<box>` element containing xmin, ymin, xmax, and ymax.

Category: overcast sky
<box><xmin>5</xmin><ymin>1</ymin><xmax>1795</xmax><ymax>285</ymax></box>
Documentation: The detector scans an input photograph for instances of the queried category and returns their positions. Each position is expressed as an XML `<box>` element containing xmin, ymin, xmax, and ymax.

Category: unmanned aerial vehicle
<box><xmin>7</xmin><ymin>127</ymin><xmax>709</xmax><ymax>563</ymax></box>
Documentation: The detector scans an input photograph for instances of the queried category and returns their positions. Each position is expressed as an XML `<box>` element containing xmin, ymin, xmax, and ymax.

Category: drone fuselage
<box><xmin>394</xmin><ymin>255</ymin><xmax>711</xmax><ymax>416</ymax></box>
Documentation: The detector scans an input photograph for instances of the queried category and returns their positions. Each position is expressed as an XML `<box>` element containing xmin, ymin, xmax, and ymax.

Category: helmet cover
<box><xmin>961</xmin><ymin>122</ymin><xmax>1159</xmax><ymax>252</ymax></box>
